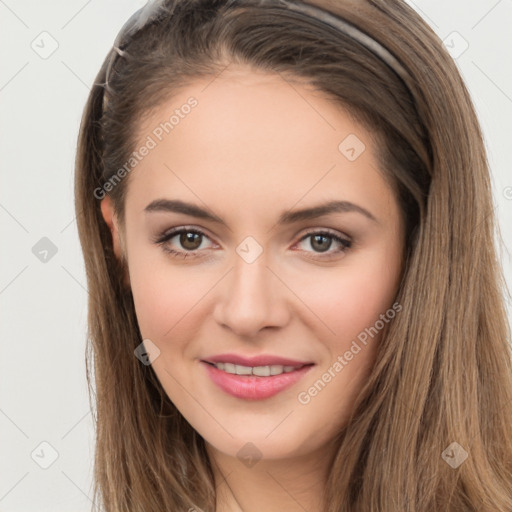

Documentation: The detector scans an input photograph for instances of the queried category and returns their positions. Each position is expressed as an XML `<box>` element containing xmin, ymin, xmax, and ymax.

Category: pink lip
<box><xmin>203</xmin><ymin>353</ymin><xmax>312</xmax><ymax>367</ymax></box>
<box><xmin>200</xmin><ymin>361</ymin><xmax>315</xmax><ymax>400</ymax></box>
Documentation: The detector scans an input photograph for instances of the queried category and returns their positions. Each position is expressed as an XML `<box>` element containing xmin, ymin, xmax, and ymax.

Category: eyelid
<box><xmin>153</xmin><ymin>225</ymin><xmax>217</xmax><ymax>245</ymax></box>
<box><xmin>154</xmin><ymin>225</ymin><xmax>351</xmax><ymax>242</ymax></box>
<box><xmin>292</xmin><ymin>227</ymin><xmax>352</xmax><ymax>255</ymax></box>
<box><xmin>297</xmin><ymin>226</ymin><xmax>351</xmax><ymax>241</ymax></box>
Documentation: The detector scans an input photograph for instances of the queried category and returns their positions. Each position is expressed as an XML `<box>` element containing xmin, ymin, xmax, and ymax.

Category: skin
<box><xmin>101</xmin><ymin>66</ymin><xmax>405</xmax><ymax>511</ymax></box>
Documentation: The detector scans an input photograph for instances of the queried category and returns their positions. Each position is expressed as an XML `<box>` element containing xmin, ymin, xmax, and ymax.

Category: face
<box><xmin>102</xmin><ymin>66</ymin><xmax>405</xmax><ymax>464</ymax></box>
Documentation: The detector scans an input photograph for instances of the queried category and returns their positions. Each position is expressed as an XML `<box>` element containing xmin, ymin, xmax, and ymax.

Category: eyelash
<box><xmin>153</xmin><ymin>226</ymin><xmax>352</xmax><ymax>261</ymax></box>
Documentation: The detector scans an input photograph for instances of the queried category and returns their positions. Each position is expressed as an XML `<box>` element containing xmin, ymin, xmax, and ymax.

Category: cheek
<box><xmin>130</xmin><ymin>267</ymin><xmax>172</xmax><ymax>340</ymax></box>
<box><xmin>129</xmin><ymin>261</ymin><xmax>213</xmax><ymax>343</ymax></box>
<box><xmin>126</xmin><ymin>245</ymin><xmax>238</xmax><ymax>374</ymax></box>
<box><xmin>288</xmin><ymin>253</ymin><xmax>401</xmax><ymax>345</ymax></box>
<box><xmin>291</xmin><ymin>263</ymin><xmax>401</xmax><ymax>438</ymax></box>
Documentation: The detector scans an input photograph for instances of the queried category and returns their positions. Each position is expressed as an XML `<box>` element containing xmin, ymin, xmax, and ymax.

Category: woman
<box><xmin>74</xmin><ymin>0</ymin><xmax>512</xmax><ymax>510</ymax></box>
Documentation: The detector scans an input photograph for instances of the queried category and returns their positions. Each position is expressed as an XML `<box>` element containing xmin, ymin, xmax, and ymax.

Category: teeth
<box><xmin>235</xmin><ymin>364</ymin><xmax>252</xmax><ymax>375</ymax></box>
<box><xmin>270</xmin><ymin>365</ymin><xmax>284</xmax><ymax>375</ymax></box>
<box><xmin>252</xmin><ymin>366</ymin><xmax>270</xmax><ymax>377</ymax></box>
<box><xmin>212</xmin><ymin>362</ymin><xmax>300</xmax><ymax>376</ymax></box>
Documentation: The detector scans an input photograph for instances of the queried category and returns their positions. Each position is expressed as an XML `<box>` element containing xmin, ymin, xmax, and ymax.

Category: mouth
<box><xmin>202</xmin><ymin>360</ymin><xmax>311</xmax><ymax>376</ymax></box>
<box><xmin>200</xmin><ymin>358</ymin><xmax>315</xmax><ymax>400</ymax></box>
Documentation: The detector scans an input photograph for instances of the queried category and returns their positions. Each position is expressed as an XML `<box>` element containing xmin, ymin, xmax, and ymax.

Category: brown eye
<box><xmin>296</xmin><ymin>230</ymin><xmax>352</xmax><ymax>259</ymax></box>
<box><xmin>179</xmin><ymin>231</ymin><xmax>203</xmax><ymax>251</ymax></box>
<box><xmin>310</xmin><ymin>234</ymin><xmax>333</xmax><ymax>252</ymax></box>
<box><xmin>154</xmin><ymin>227</ymin><xmax>214</xmax><ymax>259</ymax></box>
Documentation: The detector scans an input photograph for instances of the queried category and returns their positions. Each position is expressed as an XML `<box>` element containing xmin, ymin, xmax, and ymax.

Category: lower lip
<box><xmin>201</xmin><ymin>361</ymin><xmax>314</xmax><ymax>400</ymax></box>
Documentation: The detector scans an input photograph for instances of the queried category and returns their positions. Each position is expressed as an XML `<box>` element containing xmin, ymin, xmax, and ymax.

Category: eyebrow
<box><xmin>144</xmin><ymin>199</ymin><xmax>378</xmax><ymax>225</ymax></box>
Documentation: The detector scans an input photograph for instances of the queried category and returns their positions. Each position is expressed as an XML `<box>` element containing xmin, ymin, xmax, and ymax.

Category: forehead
<box><xmin>125</xmin><ymin>67</ymin><xmax>392</xmax><ymax>220</ymax></box>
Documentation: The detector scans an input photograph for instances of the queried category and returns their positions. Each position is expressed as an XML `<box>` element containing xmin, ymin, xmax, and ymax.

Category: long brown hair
<box><xmin>74</xmin><ymin>0</ymin><xmax>512</xmax><ymax>510</ymax></box>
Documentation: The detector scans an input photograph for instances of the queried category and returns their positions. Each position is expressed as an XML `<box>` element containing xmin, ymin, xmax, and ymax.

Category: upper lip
<box><xmin>202</xmin><ymin>353</ymin><xmax>314</xmax><ymax>367</ymax></box>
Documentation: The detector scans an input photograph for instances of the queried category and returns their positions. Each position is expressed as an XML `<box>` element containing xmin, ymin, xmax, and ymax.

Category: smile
<box><xmin>200</xmin><ymin>360</ymin><xmax>315</xmax><ymax>400</ymax></box>
<box><xmin>206</xmin><ymin>361</ymin><xmax>305</xmax><ymax>376</ymax></box>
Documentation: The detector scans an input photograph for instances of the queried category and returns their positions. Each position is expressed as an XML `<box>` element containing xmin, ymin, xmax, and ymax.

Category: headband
<box><xmin>102</xmin><ymin>0</ymin><xmax>410</xmax><ymax>110</ymax></box>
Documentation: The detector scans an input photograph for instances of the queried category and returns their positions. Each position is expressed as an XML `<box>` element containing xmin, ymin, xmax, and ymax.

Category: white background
<box><xmin>0</xmin><ymin>0</ymin><xmax>511</xmax><ymax>510</ymax></box>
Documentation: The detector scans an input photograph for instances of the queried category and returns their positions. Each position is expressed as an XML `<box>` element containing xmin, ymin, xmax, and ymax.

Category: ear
<box><xmin>100</xmin><ymin>195</ymin><xmax>123</xmax><ymax>261</ymax></box>
<box><xmin>100</xmin><ymin>196</ymin><xmax>131</xmax><ymax>288</ymax></box>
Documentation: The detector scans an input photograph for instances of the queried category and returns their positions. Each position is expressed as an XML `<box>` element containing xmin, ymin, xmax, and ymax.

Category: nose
<box><xmin>213</xmin><ymin>251</ymin><xmax>291</xmax><ymax>338</ymax></box>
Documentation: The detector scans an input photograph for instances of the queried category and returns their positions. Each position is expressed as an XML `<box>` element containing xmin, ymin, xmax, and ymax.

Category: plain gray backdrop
<box><xmin>1</xmin><ymin>0</ymin><xmax>511</xmax><ymax>510</ymax></box>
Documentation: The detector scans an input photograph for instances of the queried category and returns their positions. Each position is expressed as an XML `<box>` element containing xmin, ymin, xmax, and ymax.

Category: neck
<box><xmin>206</xmin><ymin>440</ymin><xmax>337</xmax><ymax>512</ymax></box>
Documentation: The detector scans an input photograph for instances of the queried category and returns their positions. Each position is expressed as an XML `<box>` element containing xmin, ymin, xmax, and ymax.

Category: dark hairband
<box><xmin>102</xmin><ymin>0</ymin><xmax>410</xmax><ymax>110</ymax></box>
